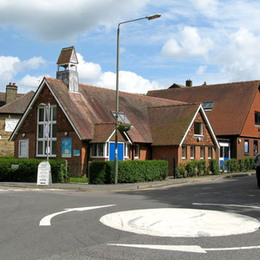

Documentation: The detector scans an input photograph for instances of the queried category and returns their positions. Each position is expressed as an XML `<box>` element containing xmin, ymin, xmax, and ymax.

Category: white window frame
<box><xmin>124</xmin><ymin>143</ymin><xmax>130</xmax><ymax>159</ymax></box>
<box><xmin>19</xmin><ymin>139</ymin><xmax>29</xmax><ymax>158</ymax></box>
<box><xmin>36</xmin><ymin>105</ymin><xmax>57</xmax><ymax>157</ymax></box>
<box><xmin>90</xmin><ymin>143</ymin><xmax>109</xmax><ymax>158</ymax></box>
<box><xmin>134</xmin><ymin>144</ymin><xmax>140</xmax><ymax>159</ymax></box>
<box><xmin>194</xmin><ymin>122</ymin><xmax>204</xmax><ymax>137</ymax></box>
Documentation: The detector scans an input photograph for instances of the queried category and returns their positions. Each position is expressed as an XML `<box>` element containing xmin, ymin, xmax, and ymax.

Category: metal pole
<box><xmin>114</xmin><ymin>14</ymin><xmax>161</xmax><ymax>184</ymax></box>
<box><xmin>115</xmin><ymin>25</ymin><xmax>120</xmax><ymax>184</ymax></box>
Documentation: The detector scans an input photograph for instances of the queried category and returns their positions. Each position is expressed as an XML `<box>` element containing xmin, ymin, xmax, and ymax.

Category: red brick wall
<box><xmin>241</xmin><ymin>90</ymin><xmax>260</xmax><ymax>138</ymax></box>
<box><xmin>14</xmin><ymin>85</ymin><xmax>88</xmax><ymax>176</ymax></box>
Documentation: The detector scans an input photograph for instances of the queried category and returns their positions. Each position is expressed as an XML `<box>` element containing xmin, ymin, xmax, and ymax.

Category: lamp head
<box><xmin>147</xmin><ymin>14</ymin><xmax>161</xmax><ymax>20</ymax></box>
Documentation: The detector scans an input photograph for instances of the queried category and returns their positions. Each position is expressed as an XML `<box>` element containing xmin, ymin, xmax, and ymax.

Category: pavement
<box><xmin>0</xmin><ymin>171</ymin><xmax>256</xmax><ymax>191</ymax></box>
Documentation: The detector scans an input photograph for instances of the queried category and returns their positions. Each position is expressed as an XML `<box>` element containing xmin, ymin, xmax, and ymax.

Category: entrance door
<box><xmin>109</xmin><ymin>142</ymin><xmax>124</xmax><ymax>161</ymax></box>
<box><xmin>219</xmin><ymin>142</ymin><xmax>230</xmax><ymax>170</ymax></box>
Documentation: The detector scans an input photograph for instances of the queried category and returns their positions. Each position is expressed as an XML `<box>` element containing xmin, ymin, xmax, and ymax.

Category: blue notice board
<box><xmin>62</xmin><ymin>138</ymin><xmax>72</xmax><ymax>158</ymax></box>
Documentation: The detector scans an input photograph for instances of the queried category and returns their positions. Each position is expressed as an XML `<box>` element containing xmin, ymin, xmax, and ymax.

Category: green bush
<box><xmin>208</xmin><ymin>159</ymin><xmax>219</xmax><ymax>175</ymax></box>
<box><xmin>0</xmin><ymin>158</ymin><xmax>68</xmax><ymax>183</ymax></box>
<box><xmin>89</xmin><ymin>160</ymin><xmax>168</xmax><ymax>184</ymax></box>
<box><xmin>175</xmin><ymin>163</ymin><xmax>186</xmax><ymax>178</ymax></box>
<box><xmin>224</xmin><ymin>157</ymin><xmax>255</xmax><ymax>173</ymax></box>
<box><xmin>224</xmin><ymin>159</ymin><xmax>239</xmax><ymax>172</ymax></box>
<box><xmin>185</xmin><ymin>161</ymin><xmax>198</xmax><ymax>177</ymax></box>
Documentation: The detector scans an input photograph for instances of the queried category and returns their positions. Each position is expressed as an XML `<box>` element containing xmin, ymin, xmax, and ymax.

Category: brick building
<box><xmin>148</xmin><ymin>80</ymin><xmax>260</xmax><ymax>167</ymax></box>
<box><xmin>0</xmin><ymin>83</ymin><xmax>34</xmax><ymax>156</ymax></box>
<box><xmin>10</xmin><ymin>47</ymin><xmax>219</xmax><ymax>176</ymax></box>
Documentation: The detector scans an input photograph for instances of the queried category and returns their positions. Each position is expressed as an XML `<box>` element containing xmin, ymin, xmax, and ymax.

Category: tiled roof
<box><xmin>147</xmin><ymin>80</ymin><xmax>260</xmax><ymax>135</ymax></box>
<box><xmin>45</xmin><ymin>78</ymin><xmax>186</xmax><ymax>142</ymax></box>
<box><xmin>56</xmin><ymin>46</ymin><xmax>78</xmax><ymax>65</ymax></box>
<box><xmin>148</xmin><ymin>103</ymin><xmax>199</xmax><ymax>145</ymax></box>
<box><xmin>0</xmin><ymin>91</ymin><xmax>34</xmax><ymax>114</ymax></box>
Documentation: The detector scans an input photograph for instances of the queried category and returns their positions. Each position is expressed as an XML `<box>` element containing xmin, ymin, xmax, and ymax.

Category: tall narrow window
<box><xmin>134</xmin><ymin>144</ymin><xmax>140</xmax><ymax>159</ymax></box>
<box><xmin>254</xmin><ymin>140</ymin><xmax>258</xmax><ymax>155</ymax></box>
<box><xmin>208</xmin><ymin>147</ymin><xmax>213</xmax><ymax>159</ymax></box>
<box><xmin>244</xmin><ymin>140</ymin><xmax>249</xmax><ymax>154</ymax></box>
<box><xmin>190</xmin><ymin>146</ymin><xmax>195</xmax><ymax>160</ymax></box>
<box><xmin>37</xmin><ymin>105</ymin><xmax>57</xmax><ymax>157</ymax></box>
<box><xmin>200</xmin><ymin>146</ymin><xmax>205</xmax><ymax>159</ymax></box>
<box><xmin>182</xmin><ymin>146</ymin><xmax>187</xmax><ymax>159</ymax></box>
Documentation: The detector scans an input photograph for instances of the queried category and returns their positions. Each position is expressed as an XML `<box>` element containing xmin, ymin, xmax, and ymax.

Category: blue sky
<box><xmin>1</xmin><ymin>0</ymin><xmax>260</xmax><ymax>94</ymax></box>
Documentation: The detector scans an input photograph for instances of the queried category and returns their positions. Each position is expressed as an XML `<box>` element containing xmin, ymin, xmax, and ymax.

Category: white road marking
<box><xmin>108</xmin><ymin>244</ymin><xmax>207</xmax><ymax>253</ymax></box>
<box><xmin>108</xmin><ymin>243</ymin><xmax>260</xmax><ymax>254</ymax></box>
<box><xmin>193</xmin><ymin>203</ymin><xmax>260</xmax><ymax>210</ymax></box>
<box><xmin>100</xmin><ymin>208</ymin><xmax>260</xmax><ymax>237</ymax></box>
<box><xmin>39</xmin><ymin>204</ymin><xmax>116</xmax><ymax>226</ymax></box>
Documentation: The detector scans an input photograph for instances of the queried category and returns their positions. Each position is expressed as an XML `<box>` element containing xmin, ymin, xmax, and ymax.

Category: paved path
<box><xmin>0</xmin><ymin>171</ymin><xmax>256</xmax><ymax>191</ymax></box>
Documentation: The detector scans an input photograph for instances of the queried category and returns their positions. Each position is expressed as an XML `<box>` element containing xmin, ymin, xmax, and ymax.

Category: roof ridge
<box><xmin>148</xmin><ymin>102</ymin><xmax>200</xmax><ymax>110</ymax></box>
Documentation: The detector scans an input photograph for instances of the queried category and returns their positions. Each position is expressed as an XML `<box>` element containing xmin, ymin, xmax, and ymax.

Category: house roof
<box><xmin>0</xmin><ymin>91</ymin><xmax>34</xmax><ymax>114</ymax></box>
<box><xmin>148</xmin><ymin>103</ymin><xmax>199</xmax><ymax>146</ymax></box>
<box><xmin>147</xmin><ymin>80</ymin><xmax>260</xmax><ymax>136</ymax></box>
<box><xmin>11</xmin><ymin>77</ymin><xmax>186</xmax><ymax>142</ymax></box>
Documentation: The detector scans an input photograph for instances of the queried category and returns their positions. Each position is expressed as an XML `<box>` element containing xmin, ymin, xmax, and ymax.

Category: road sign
<box><xmin>37</xmin><ymin>161</ymin><xmax>52</xmax><ymax>186</ymax></box>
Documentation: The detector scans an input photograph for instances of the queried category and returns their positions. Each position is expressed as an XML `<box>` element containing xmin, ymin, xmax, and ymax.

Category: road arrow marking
<box><xmin>108</xmin><ymin>244</ymin><xmax>260</xmax><ymax>253</ymax></box>
<box><xmin>39</xmin><ymin>204</ymin><xmax>116</xmax><ymax>226</ymax></box>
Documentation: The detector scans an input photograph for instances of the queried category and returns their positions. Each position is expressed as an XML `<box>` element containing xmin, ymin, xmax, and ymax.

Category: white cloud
<box><xmin>18</xmin><ymin>74</ymin><xmax>44</xmax><ymax>92</ymax></box>
<box><xmin>0</xmin><ymin>55</ymin><xmax>46</xmax><ymax>91</ymax></box>
<box><xmin>162</xmin><ymin>26</ymin><xmax>214</xmax><ymax>59</ymax></box>
<box><xmin>197</xmin><ymin>66</ymin><xmax>207</xmax><ymax>75</ymax></box>
<box><xmin>76</xmin><ymin>52</ymin><xmax>160</xmax><ymax>93</ymax></box>
<box><xmin>0</xmin><ymin>0</ymin><xmax>151</xmax><ymax>41</ymax></box>
<box><xmin>77</xmin><ymin>53</ymin><xmax>102</xmax><ymax>85</ymax></box>
<box><xmin>190</xmin><ymin>0</ymin><xmax>219</xmax><ymax>17</ymax></box>
<box><xmin>217</xmin><ymin>28</ymin><xmax>260</xmax><ymax>81</ymax></box>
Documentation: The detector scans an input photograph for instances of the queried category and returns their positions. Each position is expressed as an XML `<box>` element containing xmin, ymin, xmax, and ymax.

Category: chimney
<box><xmin>5</xmin><ymin>82</ymin><xmax>17</xmax><ymax>104</ymax></box>
<box><xmin>186</xmin><ymin>79</ymin><xmax>192</xmax><ymax>87</ymax></box>
<box><xmin>56</xmin><ymin>46</ymin><xmax>79</xmax><ymax>93</ymax></box>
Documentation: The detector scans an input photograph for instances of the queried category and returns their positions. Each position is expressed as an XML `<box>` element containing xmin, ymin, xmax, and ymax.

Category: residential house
<box><xmin>10</xmin><ymin>47</ymin><xmax>219</xmax><ymax>176</ymax></box>
<box><xmin>0</xmin><ymin>83</ymin><xmax>34</xmax><ymax>156</ymax></box>
<box><xmin>147</xmin><ymin>80</ymin><xmax>260</xmax><ymax>167</ymax></box>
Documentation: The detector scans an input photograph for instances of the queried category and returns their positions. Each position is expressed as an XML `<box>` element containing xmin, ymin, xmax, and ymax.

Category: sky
<box><xmin>1</xmin><ymin>0</ymin><xmax>260</xmax><ymax>94</ymax></box>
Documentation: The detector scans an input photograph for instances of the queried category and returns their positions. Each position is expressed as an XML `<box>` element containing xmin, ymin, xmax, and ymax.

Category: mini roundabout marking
<box><xmin>100</xmin><ymin>208</ymin><xmax>260</xmax><ymax>254</ymax></box>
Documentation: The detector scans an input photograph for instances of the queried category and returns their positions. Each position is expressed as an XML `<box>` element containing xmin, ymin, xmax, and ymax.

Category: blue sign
<box><xmin>62</xmin><ymin>138</ymin><xmax>72</xmax><ymax>158</ymax></box>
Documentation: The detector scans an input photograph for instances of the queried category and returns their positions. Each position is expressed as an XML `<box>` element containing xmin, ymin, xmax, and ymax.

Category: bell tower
<box><xmin>56</xmin><ymin>46</ymin><xmax>79</xmax><ymax>92</ymax></box>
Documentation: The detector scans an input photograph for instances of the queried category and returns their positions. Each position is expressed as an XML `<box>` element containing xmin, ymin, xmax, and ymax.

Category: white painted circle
<box><xmin>100</xmin><ymin>208</ymin><xmax>260</xmax><ymax>237</ymax></box>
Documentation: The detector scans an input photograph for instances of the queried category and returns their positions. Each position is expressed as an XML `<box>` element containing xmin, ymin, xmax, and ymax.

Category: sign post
<box><xmin>37</xmin><ymin>161</ymin><xmax>52</xmax><ymax>186</ymax></box>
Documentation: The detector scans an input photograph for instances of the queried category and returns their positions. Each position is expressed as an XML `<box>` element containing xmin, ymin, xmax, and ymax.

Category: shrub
<box><xmin>89</xmin><ymin>160</ymin><xmax>168</xmax><ymax>184</ymax></box>
<box><xmin>0</xmin><ymin>158</ymin><xmax>68</xmax><ymax>183</ymax></box>
<box><xmin>175</xmin><ymin>163</ymin><xmax>186</xmax><ymax>178</ymax></box>
<box><xmin>208</xmin><ymin>159</ymin><xmax>219</xmax><ymax>175</ymax></box>
<box><xmin>224</xmin><ymin>157</ymin><xmax>255</xmax><ymax>173</ymax></box>
<box><xmin>224</xmin><ymin>159</ymin><xmax>239</xmax><ymax>172</ymax></box>
<box><xmin>185</xmin><ymin>161</ymin><xmax>198</xmax><ymax>177</ymax></box>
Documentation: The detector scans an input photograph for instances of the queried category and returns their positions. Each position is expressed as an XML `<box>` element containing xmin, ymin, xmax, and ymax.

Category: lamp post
<box><xmin>114</xmin><ymin>14</ymin><xmax>161</xmax><ymax>184</ymax></box>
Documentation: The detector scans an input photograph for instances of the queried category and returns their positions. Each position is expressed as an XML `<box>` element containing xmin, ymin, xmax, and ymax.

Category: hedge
<box><xmin>0</xmin><ymin>158</ymin><xmax>68</xmax><ymax>183</ymax></box>
<box><xmin>89</xmin><ymin>160</ymin><xmax>168</xmax><ymax>184</ymax></box>
<box><xmin>176</xmin><ymin>159</ymin><xmax>219</xmax><ymax>178</ymax></box>
<box><xmin>224</xmin><ymin>157</ymin><xmax>255</xmax><ymax>172</ymax></box>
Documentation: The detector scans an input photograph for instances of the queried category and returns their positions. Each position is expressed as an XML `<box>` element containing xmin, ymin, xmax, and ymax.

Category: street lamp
<box><xmin>114</xmin><ymin>14</ymin><xmax>161</xmax><ymax>184</ymax></box>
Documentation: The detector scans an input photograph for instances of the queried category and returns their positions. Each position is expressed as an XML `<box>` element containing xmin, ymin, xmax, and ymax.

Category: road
<box><xmin>0</xmin><ymin>175</ymin><xmax>259</xmax><ymax>260</ymax></box>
